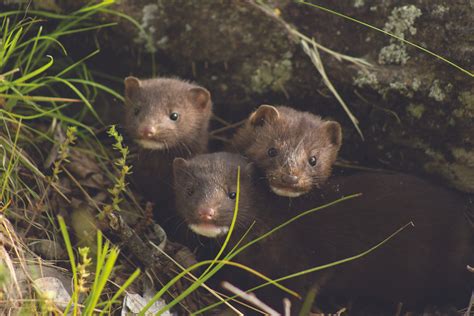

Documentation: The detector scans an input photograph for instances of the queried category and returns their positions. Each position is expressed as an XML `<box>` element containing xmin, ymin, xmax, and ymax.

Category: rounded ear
<box><xmin>248</xmin><ymin>104</ymin><xmax>280</xmax><ymax>127</ymax></box>
<box><xmin>188</xmin><ymin>87</ymin><xmax>211</xmax><ymax>110</ymax></box>
<box><xmin>173</xmin><ymin>157</ymin><xmax>189</xmax><ymax>178</ymax></box>
<box><xmin>124</xmin><ymin>76</ymin><xmax>141</xmax><ymax>100</ymax></box>
<box><xmin>322</xmin><ymin>121</ymin><xmax>342</xmax><ymax>148</ymax></box>
<box><xmin>173</xmin><ymin>157</ymin><xmax>188</xmax><ymax>171</ymax></box>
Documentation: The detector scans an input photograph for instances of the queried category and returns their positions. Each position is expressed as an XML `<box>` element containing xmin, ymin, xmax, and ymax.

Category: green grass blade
<box><xmin>67</xmin><ymin>79</ymin><xmax>124</xmax><ymax>101</ymax></box>
<box><xmin>195</xmin><ymin>222</ymin><xmax>414</xmax><ymax>314</ymax></box>
<box><xmin>199</xmin><ymin>167</ymin><xmax>241</xmax><ymax>279</ymax></box>
<box><xmin>13</xmin><ymin>55</ymin><xmax>53</xmax><ymax>84</ymax></box>
<box><xmin>56</xmin><ymin>50</ymin><xmax>100</xmax><ymax>78</ymax></box>
<box><xmin>98</xmin><ymin>268</ymin><xmax>141</xmax><ymax>315</ymax></box>
<box><xmin>0</xmin><ymin>10</ymin><xmax>71</xmax><ymax>20</ymax></box>
<box><xmin>139</xmin><ymin>259</ymin><xmax>298</xmax><ymax>316</ymax></box>
<box><xmin>47</xmin><ymin>76</ymin><xmax>103</xmax><ymax>124</ymax></box>
<box><xmin>58</xmin><ymin>215</ymin><xmax>79</xmax><ymax>316</ymax></box>
<box><xmin>298</xmin><ymin>1</ymin><xmax>473</xmax><ymax>77</ymax></box>
<box><xmin>298</xmin><ymin>286</ymin><xmax>317</xmax><ymax>316</ymax></box>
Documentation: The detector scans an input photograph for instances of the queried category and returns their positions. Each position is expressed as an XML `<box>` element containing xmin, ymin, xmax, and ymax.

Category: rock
<box><xmin>20</xmin><ymin>0</ymin><xmax>474</xmax><ymax>192</ymax></box>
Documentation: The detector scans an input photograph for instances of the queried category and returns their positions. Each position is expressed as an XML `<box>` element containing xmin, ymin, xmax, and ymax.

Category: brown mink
<box><xmin>172</xmin><ymin>152</ymin><xmax>473</xmax><ymax>313</ymax></box>
<box><xmin>123</xmin><ymin>76</ymin><xmax>212</xmax><ymax>206</ymax></box>
<box><xmin>231</xmin><ymin>105</ymin><xmax>342</xmax><ymax>198</ymax></box>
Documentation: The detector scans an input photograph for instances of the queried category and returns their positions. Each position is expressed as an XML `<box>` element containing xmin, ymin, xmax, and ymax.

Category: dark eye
<box><xmin>133</xmin><ymin>107</ymin><xmax>141</xmax><ymax>116</ymax></box>
<box><xmin>308</xmin><ymin>156</ymin><xmax>317</xmax><ymax>166</ymax></box>
<box><xmin>228</xmin><ymin>192</ymin><xmax>236</xmax><ymax>200</ymax></box>
<box><xmin>170</xmin><ymin>112</ymin><xmax>179</xmax><ymax>121</ymax></box>
<box><xmin>267</xmin><ymin>147</ymin><xmax>278</xmax><ymax>157</ymax></box>
<box><xmin>186</xmin><ymin>187</ymin><xmax>194</xmax><ymax>197</ymax></box>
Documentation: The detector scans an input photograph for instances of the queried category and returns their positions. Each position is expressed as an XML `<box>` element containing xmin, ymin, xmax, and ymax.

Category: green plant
<box><xmin>100</xmin><ymin>125</ymin><xmax>131</xmax><ymax>218</ymax></box>
<box><xmin>58</xmin><ymin>215</ymin><xmax>140</xmax><ymax>315</ymax></box>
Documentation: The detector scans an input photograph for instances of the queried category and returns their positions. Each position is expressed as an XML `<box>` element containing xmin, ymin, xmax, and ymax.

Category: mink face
<box><xmin>172</xmin><ymin>153</ymin><xmax>258</xmax><ymax>238</ymax></box>
<box><xmin>123</xmin><ymin>77</ymin><xmax>212</xmax><ymax>153</ymax></box>
<box><xmin>232</xmin><ymin>105</ymin><xmax>342</xmax><ymax>197</ymax></box>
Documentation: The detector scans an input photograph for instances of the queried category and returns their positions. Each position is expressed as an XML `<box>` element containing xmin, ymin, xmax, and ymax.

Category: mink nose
<box><xmin>282</xmin><ymin>174</ymin><xmax>299</xmax><ymax>185</ymax></box>
<box><xmin>139</xmin><ymin>126</ymin><xmax>156</xmax><ymax>138</ymax></box>
<box><xmin>198</xmin><ymin>208</ymin><xmax>216</xmax><ymax>221</ymax></box>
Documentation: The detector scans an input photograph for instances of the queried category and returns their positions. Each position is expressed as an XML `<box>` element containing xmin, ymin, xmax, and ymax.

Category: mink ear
<box><xmin>172</xmin><ymin>157</ymin><xmax>188</xmax><ymax>175</ymax></box>
<box><xmin>249</xmin><ymin>104</ymin><xmax>280</xmax><ymax>127</ymax></box>
<box><xmin>188</xmin><ymin>87</ymin><xmax>211</xmax><ymax>110</ymax></box>
<box><xmin>322</xmin><ymin>121</ymin><xmax>342</xmax><ymax>148</ymax></box>
<box><xmin>124</xmin><ymin>76</ymin><xmax>141</xmax><ymax>100</ymax></box>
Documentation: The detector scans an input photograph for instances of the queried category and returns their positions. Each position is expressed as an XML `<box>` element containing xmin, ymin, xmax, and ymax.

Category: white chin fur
<box><xmin>137</xmin><ymin>139</ymin><xmax>166</xmax><ymax>150</ymax></box>
<box><xmin>189</xmin><ymin>224</ymin><xmax>229</xmax><ymax>238</ymax></box>
<box><xmin>270</xmin><ymin>186</ymin><xmax>306</xmax><ymax>198</ymax></box>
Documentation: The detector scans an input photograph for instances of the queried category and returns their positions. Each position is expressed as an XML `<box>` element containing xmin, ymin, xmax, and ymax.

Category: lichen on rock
<box><xmin>406</xmin><ymin>103</ymin><xmax>425</xmax><ymax>119</ymax></box>
<box><xmin>135</xmin><ymin>4</ymin><xmax>162</xmax><ymax>54</ymax></box>
<box><xmin>428</xmin><ymin>79</ymin><xmax>452</xmax><ymax>102</ymax></box>
<box><xmin>249</xmin><ymin>54</ymin><xmax>293</xmax><ymax>94</ymax></box>
<box><xmin>378</xmin><ymin>5</ymin><xmax>422</xmax><ymax>65</ymax></box>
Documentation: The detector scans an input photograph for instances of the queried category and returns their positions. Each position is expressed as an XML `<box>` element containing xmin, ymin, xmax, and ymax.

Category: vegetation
<box><xmin>0</xmin><ymin>1</ymin><xmax>429</xmax><ymax>315</ymax></box>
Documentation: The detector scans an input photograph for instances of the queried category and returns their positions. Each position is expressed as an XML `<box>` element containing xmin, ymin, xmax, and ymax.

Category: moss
<box><xmin>353</xmin><ymin>70</ymin><xmax>379</xmax><ymax>89</ymax></box>
<box><xmin>411</xmin><ymin>77</ymin><xmax>421</xmax><ymax>91</ymax></box>
<box><xmin>428</xmin><ymin>79</ymin><xmax>452</xmax><ymax>102</ymax></box>
<box><xmin>249</xmin><ymin>54</ymin><xmax>293</xmax><ymax>94</ymax></box>
<box><xmin>453</xmin><ymin>90</ymin><xmax>474</xmax><ymax>119</ymax></box>
<box><xmin>451</xmin><ymin>147</ymin><xmax>474</xmax><ymax>166</ymax></box>
<box><xmin>424</xmin><ymin>161</ymin><xmax>474</xmax><ymax>193</ymax></box>
<box><xmin>432</xmin><ymin>5</ymin><xmax>449</xmax><ymax>17</ymax></box>
<box><xmin>406</xmin><ymin>103</ymin><xmax>425</xmax><ymax>119</ymax></box>
<box><xmin>353</xmin><ymin>70</ymin><xmax>422</xmax><ymax>98</ymax></box>
<box><xmin>378</xmin><ymin>5</ymin><xmax>422</xmax><ymax>65</ymax></box>
<box><xmin>458</xmin><ymin>91</ymin><xmax>474</xmax><ymax>110</ymax></box>
<box><xmin>354</xmin><ymin>0</ymin><xmax>365</xmax><ymax>8</ymax></box>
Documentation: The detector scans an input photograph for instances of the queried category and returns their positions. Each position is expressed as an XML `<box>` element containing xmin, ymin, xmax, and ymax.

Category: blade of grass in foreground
<box><xmin>58</xmin><ymin>216</ymin><xmax>79</xmax><ymax>316</ymax></box>
<box><xmin>195</xmin><ymin>221</ymin><xmax>414</xmax><ymax>314</ymax></box>
<box><xmin>298</xmin><ymin>1</ymin><xmax>473</xmax><ymax>78</ymax></box>
<box><xmin>140</xmin><ymin>259</ymin><xmax>298</xmax><ymax>316</ymax></box>
<box><xmin>142</xmin><ymin>193</ymin><xmax>361</xmax><ymax>315</ymax></box>
<box><xmin>199</xmin><ymin>167</ymin><xmax>241</xmax><ymax>279</ymax></box>
<box><xmin>140</xmin><ymin>167</ymin><xmax>245</xmax><ymax>315</ymax></box>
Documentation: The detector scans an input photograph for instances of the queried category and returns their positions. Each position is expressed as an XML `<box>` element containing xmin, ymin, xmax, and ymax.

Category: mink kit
<box><xmin>172</xmin><ymin>152</ymin><xmax>473</xmax><ymax>313</ymax></box>
<box><xmin>123</xmin><ymin>76</ymin><xmax>212</xmax><ymax>203</ymax></box>
<box><xmin>232</xmin><ymin>105</ymin><xmax>342</xmax><ymax>198</ymax></box>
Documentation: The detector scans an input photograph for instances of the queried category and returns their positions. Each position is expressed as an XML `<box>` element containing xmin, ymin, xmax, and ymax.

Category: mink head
<box><xmin>172</xmin><ymin>153</ymin><xmax>257</xmax><ymax>238</ymax></box>
<box><xmin>233</xmin><ymin>105</ymin><xmax>342</xmax><ymax>197</ymax></box>
<box><xmin>123</xmin><ymin>77</ymin><xmax>212</xmax><ymax>151</ymax></box>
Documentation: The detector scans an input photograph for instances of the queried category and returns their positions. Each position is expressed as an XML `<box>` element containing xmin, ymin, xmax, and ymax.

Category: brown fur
<box><xmin>231</xmin><ymin>105</ymin><xmax>342</xmax><ymax>197</ymax></box>
<box><xmin>123</xmin><ymin>76</ymin><xmax>212</xmax><ymax>203</ymax></box>
<box><xmin>172</xmin><ymin>152</ymin><xmax>473</xmax><ymax>312</ymax></box>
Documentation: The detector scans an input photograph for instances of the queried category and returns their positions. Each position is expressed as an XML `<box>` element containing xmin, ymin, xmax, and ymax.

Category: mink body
<box><xmin>173</xmin><ymin>152</ymin><xmax>473</xmax><ymax>313</ymax></box>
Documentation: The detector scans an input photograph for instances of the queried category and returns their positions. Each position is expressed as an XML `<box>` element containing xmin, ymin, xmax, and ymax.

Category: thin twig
<box><xmin>211</xmin><ymin>119</ymin><xmax>246</xmax><ymax>135</ymax></box>
<box><xmin>212</xmin><ymin>114</ymin><xmax>232</xmax><ymax>127</ymax></box>
<box><xmin>150</xmin><ymin>242</ymin><xmax>245</xmax><ymax>315</ymax></box>
<box><xmin>283</xmin><ymin>298</ymin><xmax>291</xmax><ymax>316</ymax></box>
<box><xmin>222</xmin><ymin>281</ymin><xmax>280</xmax><ymax>315</ymax></box>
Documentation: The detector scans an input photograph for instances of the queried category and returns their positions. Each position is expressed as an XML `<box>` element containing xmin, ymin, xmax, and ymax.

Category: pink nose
<box><xmin>139</xmin><ymin>126</ymin><xmax>156</xmax><ymax>138</ymax></box>
<box><xmin>198</xmin><ymin>208</ymin><xmax>216</xmax><ymax>221</ymax></box>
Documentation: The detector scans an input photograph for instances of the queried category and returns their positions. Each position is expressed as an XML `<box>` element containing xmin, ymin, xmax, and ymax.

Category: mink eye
<box><xmin>186</xmin><ymin>186</ymin><xmax>194</xmax><ymax>197</ymax></box>
<box><xmin>308</xmin><ymin>156</ymin><xmax>317</xmax><ymax>166</ymax></box>
<box><xmin>267</xmin><ymin>147</ymin><xmax>278</xmax><ymax>157</ymax></box>
<box><xmin>133</xmin><ymin>106</ymin><xmax>141</xmax><ymax>116</ymax></box>
<box><xmin>170</xmin><ymin>112</ymin><xmax>179</xmax><ymax>121</ymax></box>
<box><xmin>228</xmin><ymin>192</ymin><xmax>237</xmax><ymax>200</ymax></box>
